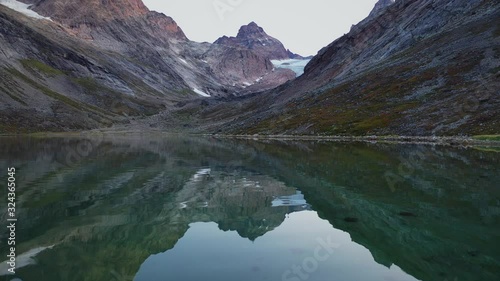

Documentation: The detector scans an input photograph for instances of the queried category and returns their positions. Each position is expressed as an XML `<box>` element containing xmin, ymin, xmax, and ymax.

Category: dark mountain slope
<box><xmin>0</xmin><ymin>4</ymin><xmax>192</xmax><ymax>133</ymax></box>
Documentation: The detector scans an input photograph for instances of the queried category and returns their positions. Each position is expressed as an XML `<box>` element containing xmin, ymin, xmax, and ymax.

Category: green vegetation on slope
<box><xmin>73</xmin><ymin>77</ymin><xmax>164</xmax><ymax>117</ymax></box>
<box><xmin>7</xmin><ymin>68</ymin><xmax>112</xmax><ymax>118</ymax></box>
<box><xmin>20</xmin><ymin>59</ymin><xmax>65</xmax><ymax>76</ymax></box>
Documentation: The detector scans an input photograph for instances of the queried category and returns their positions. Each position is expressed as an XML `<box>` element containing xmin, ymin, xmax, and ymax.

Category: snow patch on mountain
<box><xmin>0</xmin><ymin>0</ymin><xmax>51</xmax><ymax>20</ymax></box>
<box><xmin>193</xmin><ymin>88</ymin><xmax>210</xmax><ymax>97</ymax></box>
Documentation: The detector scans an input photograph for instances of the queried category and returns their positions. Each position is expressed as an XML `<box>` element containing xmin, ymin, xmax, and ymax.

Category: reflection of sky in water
<box><xmin>134</xmin><ymin>211</ymin><xmax>419</xmax><ymax>281</ymax></box>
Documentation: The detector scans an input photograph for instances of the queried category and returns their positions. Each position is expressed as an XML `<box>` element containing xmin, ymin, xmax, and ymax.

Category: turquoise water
<box><xmin>0</xmin><ymin>135</ymin><xmax>498</xmax><ymax>281</ymax></box>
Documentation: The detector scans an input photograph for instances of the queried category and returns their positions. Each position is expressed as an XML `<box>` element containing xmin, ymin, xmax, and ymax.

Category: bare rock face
<box><xmin>28</xmin><ymin>0</ymin><xmax>149</xmax><ymax>25</ymax></box>
<box><xmin>208</xmin><ymin>47</ymin><xmax>274</xmax><ymax>83</ymax></box>
<box><xmin>214</xmin><ymin>22</ymin><xmax>295</xmax><ymax>61</ymax></box>
<box><xmin>203</xmin><ymin>43</ymin><xmax>296</xmax><ymax>95</ymax></box>
<box><xmin>143</xmin><ymin>11</ymin><xmax>188</xmax><ymax>41</ymax></box>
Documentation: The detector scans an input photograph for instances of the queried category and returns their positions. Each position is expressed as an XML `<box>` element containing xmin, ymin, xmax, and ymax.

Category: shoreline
<box><xmin>1</xmin><ymin>131</ymin><xmax>499</xmax><ymax>147</ymax></box>
<box><xmin>205</xmin><ymin>134</ymin><xmax>500</xmax><ymax>147</ymax></box>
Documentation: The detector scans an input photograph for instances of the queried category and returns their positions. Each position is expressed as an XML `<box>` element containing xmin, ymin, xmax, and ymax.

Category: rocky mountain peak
<box><xmin>236</xmin><ymin>21</ymin><xmax>266</xmax><ymax>38</ymax></box>
<box><xmin>368</xmin><ymin>0</ymin><xmax>396</xmax><ymax>18</ymax></box>
<box><xmin>214</xmin><ymin>21</ymin><xmax>301</xmax><ymax>60</ymax></box>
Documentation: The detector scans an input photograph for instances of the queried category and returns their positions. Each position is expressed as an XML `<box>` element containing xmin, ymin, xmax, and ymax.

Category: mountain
<box><xmin>0</xmin><ymin>0</ymin><xmax>297</xmax><ymax>133</ymax></box>
<box><xmin>168</xmin><ymin>0</ymin><xmax>499</xmax><ymax>136</ymax></box>
<box><xmin>214</xmin><ymin>22</ymin><xmax>303</xmax><ymax>61</ymax></box>
<box><xmin>205</xmin><ymin>22</ymin><xmax>301</xmax><ymax>94</ymax></box>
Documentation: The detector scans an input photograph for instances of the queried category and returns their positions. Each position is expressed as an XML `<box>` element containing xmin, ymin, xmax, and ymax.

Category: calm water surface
<box><xmin>0</xmin><ymin>135</ymin><xmax>498</xmax><ymax>281</ymax></box>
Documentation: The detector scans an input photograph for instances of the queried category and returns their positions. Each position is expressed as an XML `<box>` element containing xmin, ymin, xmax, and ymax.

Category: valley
<box><xmin>0</xmin><ymin>0</ymin><xmax>498</xmax><ymax>138</ymax></box>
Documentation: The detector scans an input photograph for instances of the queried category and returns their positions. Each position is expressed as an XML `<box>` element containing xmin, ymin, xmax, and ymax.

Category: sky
<box><xmin>142</xmin><ymin>0</ymin><xmax>379</xmax><ymax>56</ymax></box>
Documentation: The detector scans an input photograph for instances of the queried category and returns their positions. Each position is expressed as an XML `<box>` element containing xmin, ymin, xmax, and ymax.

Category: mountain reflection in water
<box><xmin>0</xmin><ymin>135</ymin><xmax>498</xmax><ymax>281</ymax></box>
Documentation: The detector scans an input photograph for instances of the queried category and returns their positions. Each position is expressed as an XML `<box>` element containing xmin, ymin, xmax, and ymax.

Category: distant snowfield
<box><xmin>271</xmin><ymin>59</ymin><xmax>311</xmax><ymax>77</ymax></box>
<box><xmin>193</xmin><ymin>88</ymin><xmax>210</xmax><ymax>97</ymax></box>
<box><xmin>0</xmin><ymin>0</ymin><xmax>51</xmax><ymax>20</ymax></box>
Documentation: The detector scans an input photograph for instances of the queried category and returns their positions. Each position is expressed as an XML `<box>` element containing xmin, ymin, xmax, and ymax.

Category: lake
<box><xmin>0</xmin><ymin>135</ymin><xmax>498</xmax><ymax>281</ymax></box>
